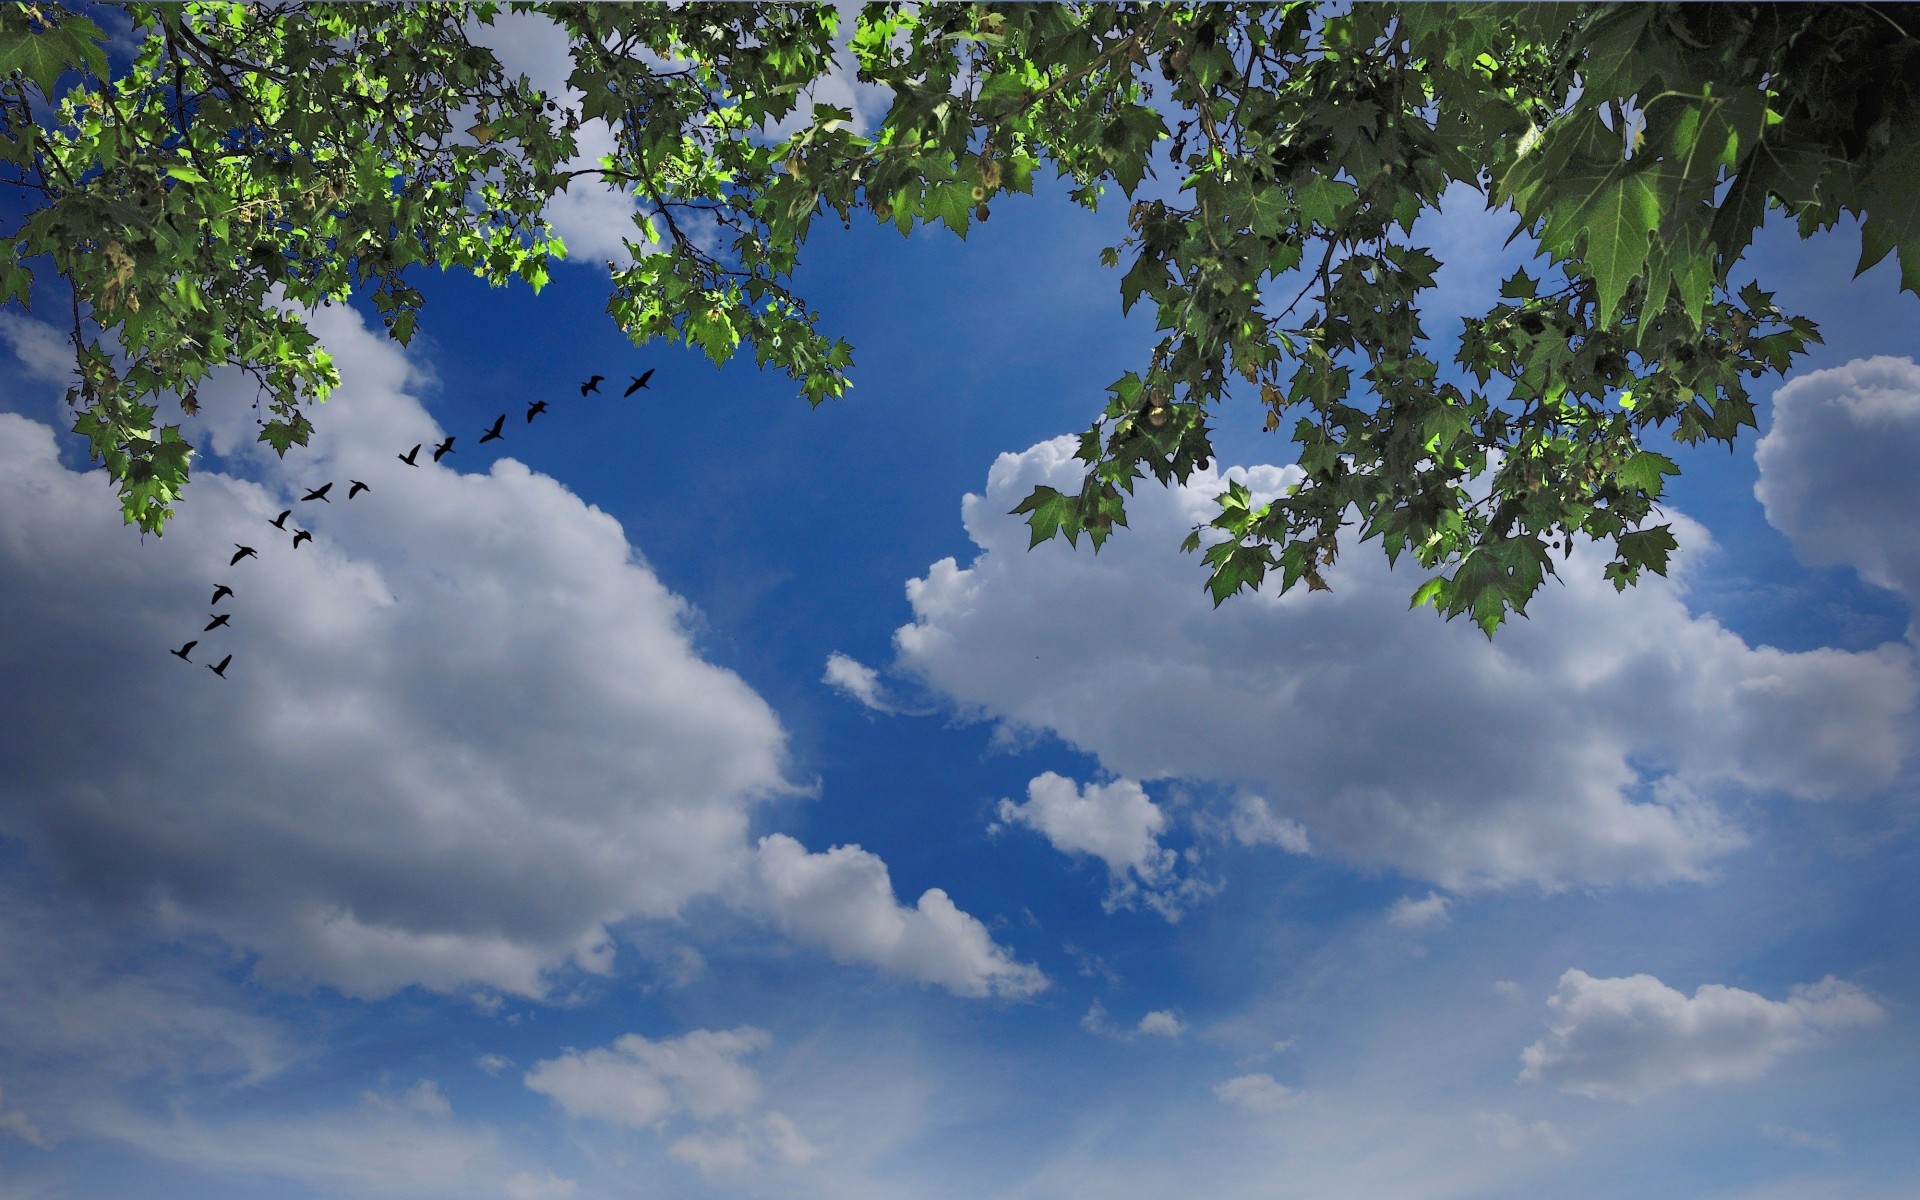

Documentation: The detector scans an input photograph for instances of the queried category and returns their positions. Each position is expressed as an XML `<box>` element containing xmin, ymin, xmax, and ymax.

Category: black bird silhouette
<box><xmin>479</xmin><ymin>414</ymin><xmax>506</xmax><ymax>443</ymax></box>
<box><xmin>526</xmin><ymin>400</ymin><xmax>548</xmax><ymax>422</ymax></box>
<box><xmin>348</xmin><ymin>480</ymin><xmax>370</xmax><ymax>499</ymax></box>
<box><xmin>302</xmin><ymin>482</ymin><xmax>332</xmax><ymax>503</ymax></box>
<box><xmin>171</xmin><ymin>640</ymin><xmax>197</xmax><ymax>662</ymax></box>
<box><xmin>432</xmin><ymin>436</ymin><xmax>455</xmax><ymax>462</ymax></box>
<box><xmin>230</xmin><ymin>544</ymin><xmax>258</xmax><ymax>565</ymax></box>
<box><xmin>623</xmin><ymin>368</ymin><xmax>654</xmax><ymax>397</ymax></box>
<box><xmin>580</xmin><ymin>374</ymin><xmax>604</xmax><ymax>396</ymax></box>
<box><xmin>210</xmin><ymin>584</ymin><xmax>233</xmax><ymax>606</ymax></box>
<box><xmin>208</xmin><ymin>654</ymin><xmax>232</xmax><ymax>679</ymax></box>
<box><xmin>399</xmin><ymin>443</ymin><xmax>422</xmax><ymax>467</ymax></box>
<box><xmin>292</xmin><ymin>529</ymin><xmax>312</xmax><ymax>549</ymax></box>
<box><xmin>270</xmin><ymin>509</ymin><xmax>293</xmax><ymax>530</ymax></box>
<box><xmin>203</xmin><ymin>613</ymin><xmax>231</xmax><ymax>632</ymax></box>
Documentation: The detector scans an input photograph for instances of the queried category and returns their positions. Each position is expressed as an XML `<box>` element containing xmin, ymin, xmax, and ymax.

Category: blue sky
<box><xmin>2</xmin><ymin>9</ymin><xmax>1919</xmax><ymax>1199</ymax></box>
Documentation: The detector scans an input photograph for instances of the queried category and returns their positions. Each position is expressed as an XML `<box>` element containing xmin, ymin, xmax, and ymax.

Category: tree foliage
<box><xmin>2</xmin><ymin>2</ymin><xmax>1916</xmax><ymax>635</ymax></box>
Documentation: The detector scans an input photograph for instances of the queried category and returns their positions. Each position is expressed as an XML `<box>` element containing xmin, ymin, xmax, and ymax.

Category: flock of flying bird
<box><xmin>169</xmin><ymin>368</ymin><xmax>655</xmax><ymax>677</ymax></box>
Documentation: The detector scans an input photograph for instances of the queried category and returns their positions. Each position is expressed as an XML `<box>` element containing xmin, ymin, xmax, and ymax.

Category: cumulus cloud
<box><xmin>1387</xmin><ymin>892</ymin><xmax>1453</xmax><ymax>931</ymax></box>
<box><xmin>1213</xmin><ymin>1073</ymin><xmax>1296</xmax><ymax>1113</ymax></box>
<box><xmin>525</xmin><ymin>1027</ymin><xmax>815</xmax><ymax>1180</ymax></box>
<box><xmin>746</xmin><ymin>834</ymin><xmax>1046</xmax><ymax>998</ymax></box>
<box><xmin>1755</xmin><ymin>355</ymin><xmax>1920</xmax><ymax>637</ymax></box>
<box><xmin>1080</xmin><ymin>1001</ymin><xmax>1184</xmax><ymax>1040</ymax></box>
<box><xmin>823</xmin><ymin>651</ymin><xmax>896</xmax><ymax>713</ymax></box>
<box><xmin>993</xmin><ymin>772</ymin><xmax>1213</xmax><ymax>919</ymax></box>
<box><xmin>1519</xmin><ymin>969</ymin><xmax>1885</xmax><ymax>1101</ymax></box>
<box><xmin>893</xmin><ymin>436</ymin><xmax>1916</xmax><ymax>890</ymax></box>
<box><xmin>525</xmin><ymin>1027</ymin><xmax>770</xmax><ymax>1129</ymax></box>
<box><xmin>0</xmin><ymin>305</ymin><xmax>1029</xmax><ymax>1002</ymax></box>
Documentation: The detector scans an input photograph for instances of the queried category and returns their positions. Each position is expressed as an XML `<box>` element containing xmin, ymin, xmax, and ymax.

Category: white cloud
<box><xmin>1519</xmin><ymin>969</ymin><xmax>1885</xmax><ymax>1101</ymax></box>
<box><xmin>525</xmin><ymin>1027</ymin><xmax>769</xmax><ymax>1129</ymax></box>
<box><xmin>1212</xmin><ymin>1073</ymin><xmax>1297</xmax><ymax>1114</ymax></box>
<box><xmin>1755</xmin><ymin>355</ymin><xmax>1920</xmax><ymax>638</ymax></box>
<box><xmin>823</xmin><ymin>651</ymin><xmax>896</xmax><ymax>713</ymax></box>
<box><xmin>668</xmin><ymin>1111</ymin><xmax>819</xmax><ymax>1181</ymax></box>
<box><xmin>993</xmin><ymin>772</ymin><xmax>1212</xmax><ymax>919</ymax></box>
<box><xmin>1081</xmin><ymin>1001</ymin><xmax>1185</xmax><ymax>1041</ymax></box>
<box><xmin>1387</xmin><ymin>892</ymin><xmax>1452</xmax><ymax>931</ymax></box>
<box><xmin>997</xmin><ymin>771</ymin><xmax>1168</xmax><ymax>876</ymax></box>
<box><xmin>525</xmin><ymin>1028</ymin><xmax>816</xmax><ymax>1181</ymax></box>
<box><xmin>1220</xmin><ymin>794</ymin><xmax>1311</xmax><ymax>854</ymax></box>
<box><xmin>0</xmin><ymin>304</ymin><xmax>1025</xmax><ymax>1003</ymax></box>
<box><xmin>476</xmin><ymin>1054</ymin><xmax>513</xmax><ymax>1077</ymax></box>
<box><xmin>746</xmin><ymin>834</ymin><xmax>1046</xmax><ymax>998</ymax></box>
<box><xmin>893</xmin><ymin>436</ymin><xmax>1916</xmax><ymax>890</ymax></box>
<box><xmin>1472</xmin><ymin>1110</ymin><xmax>1571</xmax><ymax>1156</ymax></box>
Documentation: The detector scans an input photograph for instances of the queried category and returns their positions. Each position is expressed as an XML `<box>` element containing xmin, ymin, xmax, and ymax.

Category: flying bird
<box><xmin>526</xmin><ymin>400</ymin><xmax>548</xmax><ymax>422</ymax></box>
<box><xmin>399</xmin><ymin>443</ymin><xmax>422</xmax><ymax>466</ymax></box>
<box><xmin>230</xmin><ymin>544</ymin><xmax>258</xmax><ymax>565</ymax></box>
<box><xmin>348</xmin><ymin>480</ymin><xmax>370</xmax><ymax>499</ymax></box>
<box><xmin>432</xmin><ymin>436</ymin><xmax>455</xmax><ymax>462</ymax></box>
<box><xmin>210</xmin><ymin>584</ymin><xmax>233</xmax><ymax>605</ymax></box>
<box><xmin>292</xmin><ymin>529</ymin><xmax>312</xmax><ymax>549</ymax></box>
<box><xmin>269</xmin><ymin>509</ymin><xmax>293</xmax><ymax>530</ymax></box>
<box><xmin>580</xmin><ymin>374</ymin><xmax>604</xmax><ymax>396</ymax></box>
<box><xmin>623</xmin><ymin>368</ymin><xmax>654</xmax><ymax>396</ymax></box>
<box><xmin>208</xmin><ymin>654</ymin><xmax>232</xmax><ymax>679</ymax></box>
<box><xmin>479</xmin><ymin>414</ymin><xmax>506</xmax><ymax>443</ymax></box>
<box><xmin>203</xmin><ymin>613</ymin><xmax>231</xmax><ymax>632</ymax></box>
<box><xmin>170</xmin><ymin>640</ymin><xmax>197</xmax><ymax>662</ymax></box>
<box><xmin>302</xmin><ymin>482</ymin><xmax>332</xmax><ymax>503</ymax></box>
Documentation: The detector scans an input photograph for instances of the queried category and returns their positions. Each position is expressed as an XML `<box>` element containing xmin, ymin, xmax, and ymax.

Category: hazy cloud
<box><xmin>1387</xmin><ymin>892</ymin><xmax>1453</xmax><ymax>931</ymax></box>
<box><xmin>1213</xmin><ymin>1073</ymin><xmax>1296</xmax><ymax>1113</ymax></box>
<box><xmin>1520</xmin><ymin>970</ymin><xmax>1885</xmax><ymax>1101</ymax></box>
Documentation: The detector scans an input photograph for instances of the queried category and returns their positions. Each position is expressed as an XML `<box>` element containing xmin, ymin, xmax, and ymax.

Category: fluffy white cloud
<box><xmin>1387</xmin><ymin>892</ymin><xmax>1452</xmax><ymax>931</ymax></box>
<box><xmin>1136</xmin><ymin>1010</ymin><xmax>1185</xmax><ymax>1038</ymax></box>
<box><xmin>823</xmin><ymin>651</ymin><xmax>896</xmax><ymax>713</ymax></box>
<box><xmin>0</xmin><ymin>305</ymin><xmax>1028</xmax><ymax>1002</ymax></box>
<box><xmin>894</xmin><ymin>437</ymin><xmax>1916</xmax><ymax>890</ymax></box>
<box><xmin>525</xmin><ymin>1027</ymin><xmax>769</xmax><ymax>1129</ymax></box>
<box><xmin>1754</xmin><ymin>355</ymin><xmax>1920</xmax><ymax>636</ymax></box>
<box><xmin>1212</xmin><ymin>1073</ymin><xmax>1296</xmax><ymax>1113</ymax></box>
<box><xmin>1519</xmin><ymin>969</ymin><xmax>1885</xmax><ymax>1101</ymax></box>
<box><xmin>746</xmin><ymin>834</ymin><xmax>1047</xmax><ymax>998</ymax></box>
<box><xmin>993</xmin><ymin>772</ymin><xmax>1216</xmax><ymax>919</ymax></box>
